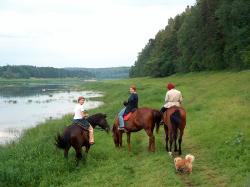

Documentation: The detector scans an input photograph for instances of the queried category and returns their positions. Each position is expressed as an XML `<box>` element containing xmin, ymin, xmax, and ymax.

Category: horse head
<box><xmin>87</xmin><ymin>113</ymin><xmax>110</xmax><ymax>133</ymax></box>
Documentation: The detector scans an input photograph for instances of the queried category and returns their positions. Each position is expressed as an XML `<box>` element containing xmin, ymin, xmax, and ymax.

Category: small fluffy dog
<box><xmin>174</xmin><ymin>154</ymin><xmax>195</xmax><ymax>173</ymax></box>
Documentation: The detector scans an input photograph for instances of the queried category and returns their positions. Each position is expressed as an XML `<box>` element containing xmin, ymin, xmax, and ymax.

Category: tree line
<box><xmin>78</xmin><ymin>67</ymin><xmax>129</xmax><ymax>80</ymax></box>
<box><xmin>0</xmin><ymin>65</ymin><xmax>94</xmax><ymax>79</ymax></box>
<box><xmin>130</xmin><ymin>0</ymin><xmax>250</xmax><ymax>77</ymax></box>
<box><xmin>0</xmin><ymin>65</ymin><xmax>130</xmax><ymax>79</ymax></box>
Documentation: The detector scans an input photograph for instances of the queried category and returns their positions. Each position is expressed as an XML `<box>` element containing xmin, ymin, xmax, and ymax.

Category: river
<box><xmin>0</xmin><ymin>82</ymin><xmax>103</xmax><ymax>144</ymax></box>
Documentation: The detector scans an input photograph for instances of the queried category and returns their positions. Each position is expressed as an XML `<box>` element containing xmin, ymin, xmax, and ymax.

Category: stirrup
<box><xmin>118</xmin><ymin>127</ymin><xmax>127</xmax><ymax>132</ymax></box>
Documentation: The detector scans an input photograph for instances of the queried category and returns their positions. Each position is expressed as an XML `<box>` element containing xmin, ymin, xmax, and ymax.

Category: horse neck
<box><xmin>87</xmin><ymin>116</ymin><xmax>98</xmax><ymax>128</ymax></box>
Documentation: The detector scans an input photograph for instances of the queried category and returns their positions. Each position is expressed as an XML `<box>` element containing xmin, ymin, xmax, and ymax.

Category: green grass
<box><xmin>0</xmin><ymin>71</ymin><xmax>250</xmax><ymax>186</ymax></box>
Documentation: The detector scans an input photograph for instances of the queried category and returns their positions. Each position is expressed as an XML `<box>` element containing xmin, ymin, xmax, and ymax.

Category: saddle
<box><xmin>123</xmin><ymin>108</ymin><xmax>137</xmax><ymax>121</ymax></box>
<box><xmin>74</xmin><ymin>123</ymin><xmax>89</xmax><ymax>131</ymax></box>
<box><xmin>123</xmin><ymin>112</ymin><xmax>132</xmax><ymax>121</ymax></box>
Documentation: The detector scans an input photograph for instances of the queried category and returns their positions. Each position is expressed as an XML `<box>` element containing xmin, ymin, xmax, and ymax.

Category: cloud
<box><xmin>0</xmin><ymin>0</ymin><xmax>196</xmax><ymax>68</ymax></box>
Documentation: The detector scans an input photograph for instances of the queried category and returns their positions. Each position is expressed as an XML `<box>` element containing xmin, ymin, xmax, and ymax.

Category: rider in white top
<box><xmin>160</xmin><ymin>83</ymin><xmax>183</xmax><ymax>114</ymax></box>
<box><xmin>73</xmin><ymin>96</ymin><xmax>94</xmax><ymax>145</ymax></box>
<box><xmin>74</xmin><ymin>103</ymin><xmax>85</xmax><ymax>119</ymax></box>
<box><xmin>164</xmin><ymin>88</ymin><xmax>183</xmax><ymax>108</ymax></box>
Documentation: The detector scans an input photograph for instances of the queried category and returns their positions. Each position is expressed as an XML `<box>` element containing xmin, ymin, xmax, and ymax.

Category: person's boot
<box><xmin>88</xmin><ymin>125</ymin><xmax>94</xmax><ymax>145</ymax></box>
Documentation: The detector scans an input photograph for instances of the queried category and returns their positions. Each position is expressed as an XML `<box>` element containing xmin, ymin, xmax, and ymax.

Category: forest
<box><xmin>130</xmin><ymin>0</ymin><xmax>250</xmax><ymax>77</ymax></box>
<box><xmin>0</xmin><ymin>65</ymin><xmax>94</xmax><ymax>79</ymax></box>
<box><xmin>79</xmin><ymin>67</ymin><xmax>129</xmax><ymax>80</ymax></box>
<box><xmin>0</xmin><ymin>65</ymin><xmax>130</xmax><ymax>79</ymax></box>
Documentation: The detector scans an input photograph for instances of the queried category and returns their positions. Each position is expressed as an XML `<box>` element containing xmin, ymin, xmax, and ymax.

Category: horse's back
<box><xmin>129</xmin><ymin>107</ymin><xmax>155</xmax><ymax>120</ymax></box>
<box><xmin>166</xmin><ymin>106</ymin><xmax>185</xmax><ymax>117</ymax></box>
<box><xmin>164</xmin><ymin>106</ymin><xmax>186</xmax><ymax>127</ymax></box>
<box><xmin>64</xmin><ymin>124</ymin><xmax>88</xmax><ymax>146</ymax></box>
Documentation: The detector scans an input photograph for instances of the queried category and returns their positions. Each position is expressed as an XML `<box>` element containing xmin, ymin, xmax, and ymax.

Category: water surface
<box><xmin>0</xmin><ymin>83</ymin><xmax>103</xmax><ymax>144</ymax></box>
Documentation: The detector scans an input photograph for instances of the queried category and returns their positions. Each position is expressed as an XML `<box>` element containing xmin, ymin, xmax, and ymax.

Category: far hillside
<box><xmin>0</xmin><ymin>65</ymin><xmax>94</xmax><ymax>79</ymax></box>
<box><xmin>0</xmin><ymin>66</ymin><xmax>130</xmax><ymax>80</ymax></box>
<box><xmin>66</xmin><ymin>67</ymin><xmax>130</xmax><ymax>80</ymax></box>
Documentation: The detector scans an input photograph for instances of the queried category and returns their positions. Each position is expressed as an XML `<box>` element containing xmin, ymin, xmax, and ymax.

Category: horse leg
<box><xmin>119</xmin><ymin>131</ymin><xmax>123</xmax><ymax>147</ymax></box>
<box><xmin>164</xmin><ymin>125</ymin><xmax>169</xmax><ymax>152</ymax></box>
<box><xmin>75</xmin><ymin>147</ymin><xmax>82</xmax><ymax>165</ymax></box>
<box><xmin>150</xmin><ymin>135</ymin><xmax>155</xmax><ymax>152</ymax></box>
<box><xmin>145</xmin><ymin>129</ymin><xmax>155</xmax><ymax>152</ymax></box>
<box><xmin>64</xmin><ymin>146</ymin><xmax>70</xmax><ymax>158</ymax></box>
<box><xmin>85</xmin><ymin>144</ymin><xmax>90</xmax><ymax>153</ymax></box>
<box><xmin>169</xmin><ymin>131</ymin><xmax>173</xmax><ymax>154</ymax></box>
<box><xmin>174</xmin><ymin>128</ymin><xmax>178</xmax><ymax>152</ymax></box>
<box><xmin>127</xmin><ymin>132</ymin><xmax>131</xmax><ymax>152</ymax></box>
<box><xmin>178</xmin><ymin>130</ymin><xmax>184</xmax><ymax>155</ymax></box>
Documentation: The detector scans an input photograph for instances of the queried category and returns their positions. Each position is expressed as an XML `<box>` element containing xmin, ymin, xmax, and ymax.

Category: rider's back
<box><xmin>164</xmin><ymin>89</ymin><xmax>183</xmax><ymax>108</ymax></box>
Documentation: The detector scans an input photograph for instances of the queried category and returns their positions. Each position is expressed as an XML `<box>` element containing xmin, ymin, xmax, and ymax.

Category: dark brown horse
<box><xmin>55</xmin><ymin>113</ymin><xmax>109</xmax><ymax>163</ymax></box>
<box><xmin>112</xmin><ymin>107</ymin><xmax>161</xmax><ymax>152</ymax></box>
<box><xmin>163</xmin><ymin>106</ymin><xmax>186</xmax><ymax>155</ymax></box>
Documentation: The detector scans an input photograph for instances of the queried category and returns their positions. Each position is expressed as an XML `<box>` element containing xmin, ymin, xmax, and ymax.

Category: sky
<box><xmin>0</xmin><ymin>0</ymin><xmax>196</xmax><ymax>68</ymax></box>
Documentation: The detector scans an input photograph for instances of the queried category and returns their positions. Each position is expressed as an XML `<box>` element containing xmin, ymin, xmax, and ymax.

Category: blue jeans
<box><xmin>118</xmin><ymin>108</ymin><xmax>126</xmax><ymax>128</ymax></box>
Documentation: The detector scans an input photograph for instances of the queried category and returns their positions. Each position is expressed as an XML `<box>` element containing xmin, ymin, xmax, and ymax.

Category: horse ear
<box><xmin>103</xmin><ymin>114</ymin><xmax>107</xmax><ymax>118</ymax></box>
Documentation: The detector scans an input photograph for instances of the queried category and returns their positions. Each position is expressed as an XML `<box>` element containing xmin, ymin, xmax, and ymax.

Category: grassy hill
<box><xmin>0</xmin><ymin>71</ymin><xmax>249</xmax><ymax>187</ymax></box>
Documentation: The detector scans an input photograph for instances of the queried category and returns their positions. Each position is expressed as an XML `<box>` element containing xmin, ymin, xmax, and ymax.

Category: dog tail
<box><xmin>185</xmin><ymin>154</ymin><xmax>195</xmax><ymax>163</ymax></box>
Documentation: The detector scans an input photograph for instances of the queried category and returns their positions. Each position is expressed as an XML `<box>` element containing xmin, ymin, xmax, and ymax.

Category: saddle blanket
<box><xmin>123</xmin><ymin>112</ymin><xmax>132</xmax><ymax>121</ymax></box>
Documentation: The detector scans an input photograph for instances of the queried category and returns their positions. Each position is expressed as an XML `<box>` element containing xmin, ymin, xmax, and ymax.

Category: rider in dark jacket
<box><xmin>118</xmin><ymin>85</ymin><xmax>138</xmax><ymax>130</ymax></box>
<box><xmin>124</xmin><ymin>91</ymin><xmax>138</xmax><ymax>116</ymax></box>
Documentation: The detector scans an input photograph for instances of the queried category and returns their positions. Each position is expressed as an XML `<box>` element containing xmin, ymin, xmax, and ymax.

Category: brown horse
<box><xmin>55</xmin><ymin>113</ymin><xmax>109</xmax><ymax>164</ymax></box>
<box><xmin>112</xmin><ymin>107</ymin><xmax>161</xmax><ymax>152</ymax></box>
<box><xmin>163</xmin><ymin>106</ymin><xmax>186</xmax><ymax>155</ymax></box>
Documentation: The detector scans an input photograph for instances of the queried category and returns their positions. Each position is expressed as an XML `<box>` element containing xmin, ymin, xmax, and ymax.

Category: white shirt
<box><xmin>164</xmin><ymin>89</ymin><xmax>183</xmax><ymax>108</ymax></box>
<box><xmin>73</xmin><ymin>104</ymin><xmax>85</xmax><ymax>119</ymax></box>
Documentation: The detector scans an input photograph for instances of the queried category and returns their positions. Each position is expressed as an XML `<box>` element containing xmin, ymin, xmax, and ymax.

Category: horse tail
<box><xmin>55</xmin><ymin>131</ymin><xmax>70</xmax><ymax>149</ymax></box>
<box><xmin>153</xmin><ymin>110</ymin><xmax>162</xmax><ymax>133</ymax></box>
<box><xmin>170</xmin><ymin>109</ymin><xmax>181</xmax><ymax>129</ymax></box>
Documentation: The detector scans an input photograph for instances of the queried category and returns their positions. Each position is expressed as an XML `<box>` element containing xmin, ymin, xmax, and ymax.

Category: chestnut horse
<box><xmin>163</xmin><ymin>106</ymin><xmax>186</xmax><ymax>155</ymax></box>
<box><xmin>55</xmin><ymin>113</ymin><xmax>109</xmax><ymax>164</ymax></box>
<box><xmin>112</xmin><ymin>107</ymin><xmax>161</xmax><ymax>152</ymax></box>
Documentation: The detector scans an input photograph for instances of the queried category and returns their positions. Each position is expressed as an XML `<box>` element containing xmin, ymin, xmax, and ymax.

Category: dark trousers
<box><xmin>160</xmin><ymin>107</ymin><xmax>167</xmax><ymax>114</ymax></box>
<box><xmin>73</xmin><ymin>118</ymin><xmax>90</xmax><ymax>128</ymax></box>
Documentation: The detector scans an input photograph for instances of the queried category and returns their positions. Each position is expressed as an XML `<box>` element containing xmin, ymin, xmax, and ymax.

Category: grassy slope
<box><xmin>0</xmin><ymin>71</ymin><xmax>249</xmax><ymax>187</ymax></box>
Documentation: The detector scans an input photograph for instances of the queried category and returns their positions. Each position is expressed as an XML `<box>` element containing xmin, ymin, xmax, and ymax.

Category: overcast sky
<box><xmin>0</xmin><ymin>0</ymin><xmax>196</xmax><ymax>68</ymax></box>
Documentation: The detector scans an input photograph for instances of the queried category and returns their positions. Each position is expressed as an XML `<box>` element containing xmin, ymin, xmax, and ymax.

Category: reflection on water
<box><xmin>0</xmin><ymin>84</ymin><xmax>68</xmax><ymax>98</ymax></box>
<box><xmin>0</xmin><ymin>84</ymin><xmax>103</xmax><ymax>144</ymax></box>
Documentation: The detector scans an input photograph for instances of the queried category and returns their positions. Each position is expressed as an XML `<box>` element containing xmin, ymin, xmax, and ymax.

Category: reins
<box><xmin>75</xmin><ymin>124</ymin><xmax>105</xmax><ymax>132</ymax></box>
<box><xmin>75</xmin><ymin>124</ymin><xmax>89</xmax><ymax>131</ymax></box>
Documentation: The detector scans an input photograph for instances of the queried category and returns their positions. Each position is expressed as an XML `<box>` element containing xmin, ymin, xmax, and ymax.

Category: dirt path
<box><xmin>175</xmin><ymin>134</ymin><xmax>229</xmax><ymax>187</ymax></box>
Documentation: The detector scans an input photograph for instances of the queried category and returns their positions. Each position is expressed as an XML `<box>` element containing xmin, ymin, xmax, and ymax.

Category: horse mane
<box><xmin>87</xmin><ymin>113</ymin><xmax>107</xmax><ymax>127</ymax></box>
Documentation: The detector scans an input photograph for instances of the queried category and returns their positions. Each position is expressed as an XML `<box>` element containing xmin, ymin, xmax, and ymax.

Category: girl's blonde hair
<box><xmin>78</xmin><ymin>96</ymin><xmax>85</xmax><ymax>102</ymax></box>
